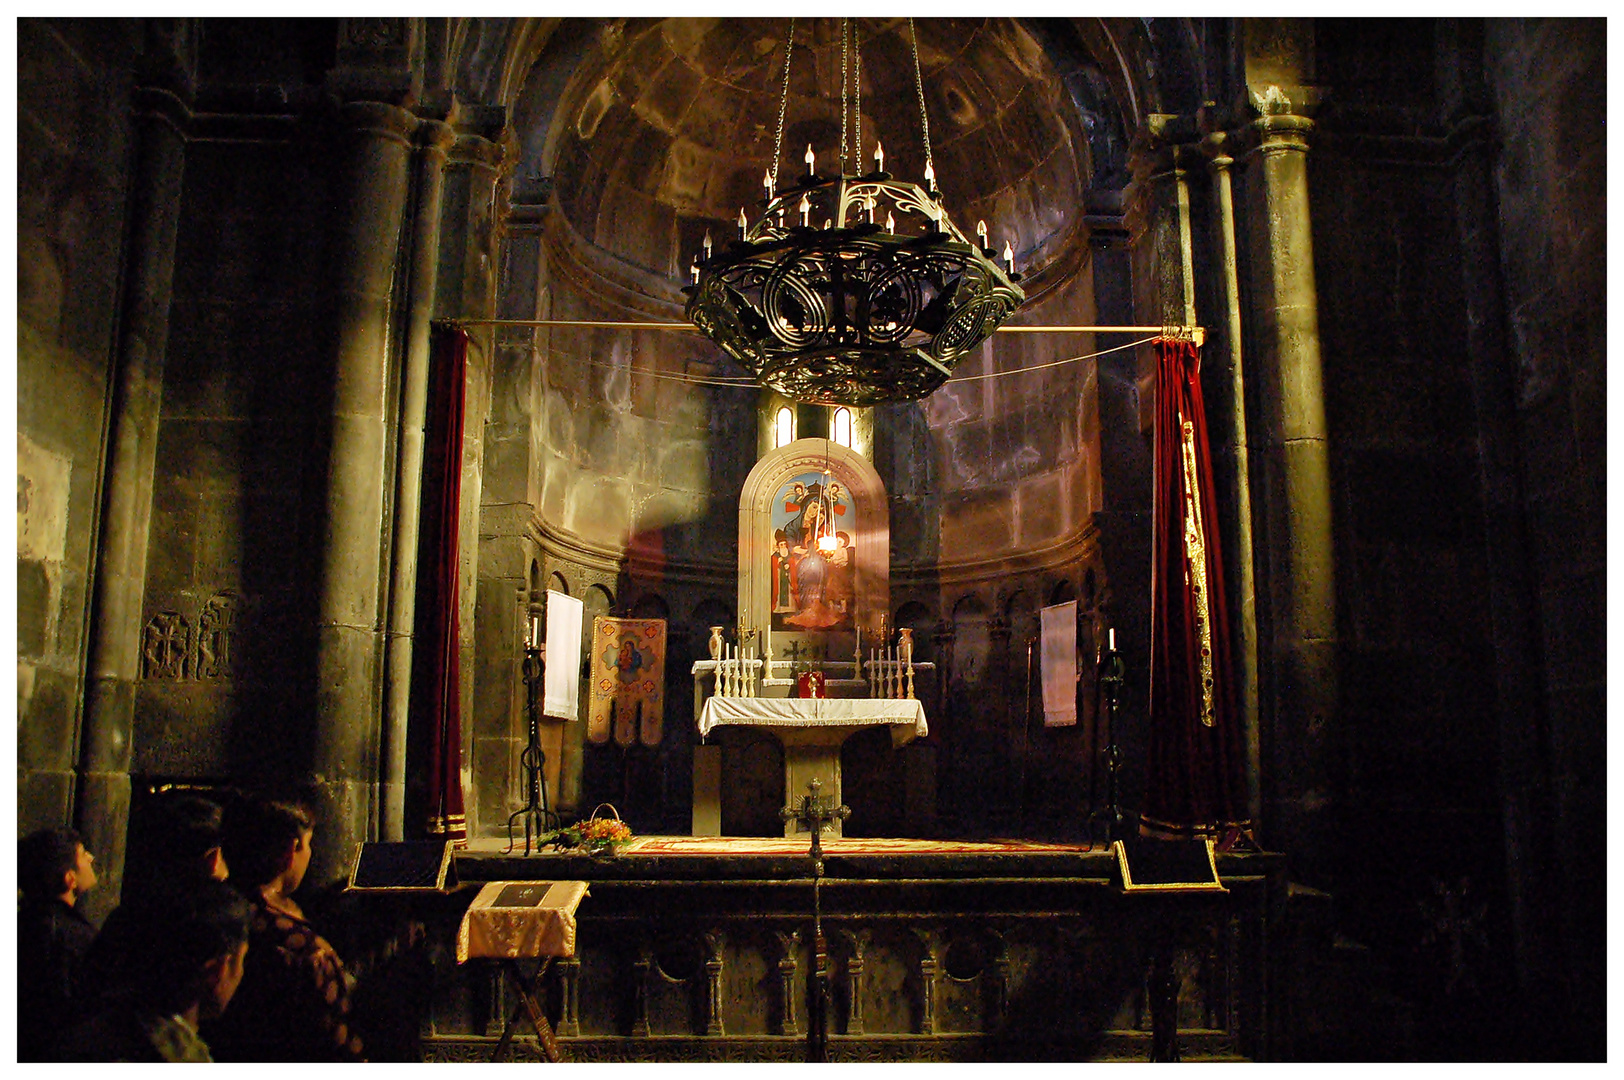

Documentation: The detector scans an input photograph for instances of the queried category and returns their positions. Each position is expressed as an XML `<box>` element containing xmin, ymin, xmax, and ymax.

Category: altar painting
<box><xmin>769</xmin><ymin>472</ymin><xmax>855</xmax><ymax>631</ymax></box>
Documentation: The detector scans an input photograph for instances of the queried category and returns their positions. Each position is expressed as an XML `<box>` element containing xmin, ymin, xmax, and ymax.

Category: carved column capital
<box><xmin>336</xmin><ymin>99</ymin><xmax>419</xmax><ymax>149</ymax></box>
<box><xmin>416</xmin><ymin>116</ymin><xmax>457</xmax><ymax>158</ymax></box>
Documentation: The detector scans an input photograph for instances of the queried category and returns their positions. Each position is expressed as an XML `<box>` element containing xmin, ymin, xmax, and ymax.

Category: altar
<box><xmin>694</xmin><ymin>695</ymin><xmax>928</xmax><ymax>838</ymax></box>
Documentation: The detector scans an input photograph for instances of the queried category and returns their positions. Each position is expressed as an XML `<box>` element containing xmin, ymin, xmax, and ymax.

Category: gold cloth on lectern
<box><xmin>587</xmin><ymin>617</ymin><xmax>667</xmax><ymax>746</ymax></box>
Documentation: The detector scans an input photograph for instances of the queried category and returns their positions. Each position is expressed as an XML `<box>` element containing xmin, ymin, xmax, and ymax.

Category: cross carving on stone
<box><xmin>781</xmin><ymin>778</ymin><xmax>849</xmax><ymax>870</ymax></box>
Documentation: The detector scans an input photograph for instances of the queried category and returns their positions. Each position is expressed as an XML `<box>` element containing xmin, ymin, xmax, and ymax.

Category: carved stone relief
<box><xmin>140</xmin><ymin>591</ymin><xmax>241</xmax><ymax>681</ymax></box>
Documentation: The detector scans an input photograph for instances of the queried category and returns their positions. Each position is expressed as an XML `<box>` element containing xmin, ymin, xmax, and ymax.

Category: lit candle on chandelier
<box><xmin>799</xmin><ymin>193</ymin><xmax>811</xmax><ymax>227</ymax></box>
<box><xmin>737</xmin><ymin>207</ymin><xmax>748</xmax><ymax>240</ymax></box>
<box><xmin>923</xmin><ymin>159</ymin><xmax>936</xmax><ymax>189</ymax></box>
<box><xmin>885</xmin><ymin>210</ymin><xmax>895</xmax><ymax>233</ymax></box>
<box><xmin>763</xmin><ymin>169</ymin><xmax>774</xmax><ymax>201</ymax></box>
<box><xmin>1002</xmin><ymin>239</ymin><xmax>1015</xmax><ymax>274</ymax></box>
<box><xmin>690</xmin><ymin>256</ymin><xmax>701</xmax><ymax>285</ymax></box>
<box><xmin>865</xmin><ymin>196</ymin><xmax>876</xmax><ymax>224</ymax></box>
<box><xmin>702</xmin><ymin>229</ymin><xmax>713</xmax><ymax>261</ymax></box>
<box><xmin>805</xmin><ymin>144</ymin><xmax>816</xmax><ymax>178</ymax></box>
<box><xmin>874</xmin><ymin>140</ymin><xmax>884</xmax><ymax>173</ymax></box>
<box><xmin>1108</xmin><ymin>627</ymin><xmax>1116</xmax><ymax>651</ymax></box>
<box><xmin>976</xmin><ymin>219</ymin><xmax>988</xmax><ymax>249</ymax></box>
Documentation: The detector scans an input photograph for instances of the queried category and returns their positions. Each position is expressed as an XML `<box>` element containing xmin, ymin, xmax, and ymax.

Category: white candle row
<box><xmin>715</xmin><ymin>642</ymin><xmax>759</xmax><ymax>698</ymax></box>
<box><xmin>866</xmin><ymin>647</ymin><xmax>916</xmax><ymax>700</ymax></box>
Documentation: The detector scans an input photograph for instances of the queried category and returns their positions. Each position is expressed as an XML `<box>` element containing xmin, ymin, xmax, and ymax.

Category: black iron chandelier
<box><xmin>682</xmin><ymin>18</ymin><xmax>1026</xmax><ymax>407</ymax></box>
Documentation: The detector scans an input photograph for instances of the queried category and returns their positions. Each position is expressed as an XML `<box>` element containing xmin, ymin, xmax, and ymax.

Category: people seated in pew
<box><xmin>204</xmin><ymin>798</ymin><xmax>366</xmax><ymax>1061</ymax></box>
<box><xmin>55</xmin><ymin>880</ymin><xmax>253</xmax><ymax>1062</ymax></box>
<box><xmin>80</xmin><ymin>793</ymin><xmax>231</xmax><ymax>1014</ymax></box>
<box><xmin>17</xmin><ymin>827</ymin><xmax>100</xmax><ymax>1060</ymax></box>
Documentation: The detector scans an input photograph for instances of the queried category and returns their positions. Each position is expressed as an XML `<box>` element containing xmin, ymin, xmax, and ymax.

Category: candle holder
<box><xmin>1086</xmin><ymin>632</ymin><xmax>1127</xmax><ymax>847</ymax></box>
<box><xmin>507</xmin><ymin>603</ymin><xmax>561</xmax><ymax>854</ymax></box>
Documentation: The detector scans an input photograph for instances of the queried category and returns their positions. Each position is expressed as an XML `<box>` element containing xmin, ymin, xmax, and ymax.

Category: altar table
<box><xmin>694</xmin><ymin>697</ymin><xmax>928</xmax><ymax>838</ymax></box>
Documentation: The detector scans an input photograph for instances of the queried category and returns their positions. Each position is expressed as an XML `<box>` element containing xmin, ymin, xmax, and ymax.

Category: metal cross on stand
<box><xmin>782</xmin><ymin>777</ymin><xmax>849</xmax><ymax>872</ymax></box>
<box><xmin>781</xmin><ymin>779</ymin><xmax>849</xmax><ymax>1062</ymax></box>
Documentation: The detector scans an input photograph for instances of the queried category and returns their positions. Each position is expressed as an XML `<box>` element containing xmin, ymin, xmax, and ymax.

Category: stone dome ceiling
<box><xmin>545</xmin><ymin>17</ymin><xmax>1091</xmax><ymax>286</ymax></box>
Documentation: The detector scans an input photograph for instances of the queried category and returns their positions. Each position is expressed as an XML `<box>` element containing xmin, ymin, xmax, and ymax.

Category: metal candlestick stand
<box><xmin>1087</xmin><ymin>639</ymin><xmax>1127</xmax><ymax>846</ymax></box>
<box><xmin>782</xmin><ymin>779</ymin><xmax>849</xmax><ymax>1063</ymax></box>
<box><xmin>506</xmin><ymin>640</ymin><xmax>560</xmax><ymax>854</ymax></box>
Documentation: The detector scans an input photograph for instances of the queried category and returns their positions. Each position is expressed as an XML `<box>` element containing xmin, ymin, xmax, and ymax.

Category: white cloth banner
<box><xmin>542</xmin><ymin>590</ymin><xmax>583</xmax><ymax>720</ymax></box>
<box><xmin>1041</xmin><ymin>600</ymin><xmax>1078</xmax><ymax>727</ymax></box>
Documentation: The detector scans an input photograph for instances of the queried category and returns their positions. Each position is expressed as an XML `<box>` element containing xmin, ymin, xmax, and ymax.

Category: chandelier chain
<box><xmin>771</xmin><ymin>17</ymin><xmax>796</xmax><ymax>192</ymax></box>
<box><xmin>908</xmin><ymin>18</ymin><xmax>933</xmax><ymax>171</ymax></box>
<box><xmin>853</xmin><ymin>26</ymin><xmax>862</xmax><ymax>160</ymax></box>
<box><xmin>839</xmin><ymin>18</ymin><xmax>849</xmax><ymax>170</ymax></box>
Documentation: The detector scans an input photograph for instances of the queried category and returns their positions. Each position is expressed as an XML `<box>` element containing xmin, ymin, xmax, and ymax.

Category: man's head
<box><xmin>220</xmin><ymin>798</ymin><xmax>316</xmax><ymax>892</ymax></box>
<box><xmin>19</xmin><ymin>827</ymin><xmax>96</xmax><ymax>904</ymax></box>
<box><xmin>136</xmin><ymin>879</ymin><xmax>254</xmax><ymax>1020</ymax></box>
<box><xmin>153</xmin><ymin>794</ymin><xmax>228</xmax><ymax>883</ymax></box>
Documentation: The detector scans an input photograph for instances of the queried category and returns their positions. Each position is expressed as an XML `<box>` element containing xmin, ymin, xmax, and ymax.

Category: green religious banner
<box><xmin>588</xmin><ymin>617</ymin><xmax>667</xmax><ymax>747</ymax></box>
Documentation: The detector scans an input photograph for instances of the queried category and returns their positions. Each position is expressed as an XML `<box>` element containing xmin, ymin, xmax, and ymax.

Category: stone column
<box><xmin>1201</xmin><ymin>126</ymin><xmax>1263</xmax><ymax>824</ymax></box>
<box><xmin>442</xmin><ymin>126</ymin><xmax>508</xmax><ymax>834</ymax></box>
<box><xmin>77</xmin><ymin>28</ymin><xmax>194</xmax><ymax>920</ymax></box>
<box><xmin>380</xmin><ymin>117</ymin><xmax>456</xmax><ymax>841</ymax></box>
<box><xmin>1129</xmin><ymin>116</ymin><xmax>1202</xmax><ymax>330</ymax></box>
<box><xmin>307</xmin><ymin>99</ymin><xmax>415</xmax><ymax>884</ymax></box>
<box><xmin>1085</xmin><ymin>186</ymin><xmax>1153</xmax><ymax>813</ymax></box>
<box><xmin>1239</xmin><ymin>96</ymin><xmax>1337</xmax><ymax>884</ymax></box>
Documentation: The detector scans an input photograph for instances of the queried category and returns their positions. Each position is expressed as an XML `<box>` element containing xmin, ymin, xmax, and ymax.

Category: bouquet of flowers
<box><xmin>556</xmin><ymin>804</ymin><xmax>634</xmax><ymax>856</ymax></box>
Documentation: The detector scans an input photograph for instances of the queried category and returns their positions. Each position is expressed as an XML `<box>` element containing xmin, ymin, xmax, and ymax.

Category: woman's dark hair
<box><xmin>18</xmin><ymin>827</ymin><xmax>83</xmax><ymax>900</ymax></box>
<box><xmin>136</xmin><ymin>879</ymin><xmax>254</xmax><ymax>1013</ymax></box>
<box><xmin>220</xmin><ymin>798</ymin><xmax>315</xmax><ymax>888</ymax></box>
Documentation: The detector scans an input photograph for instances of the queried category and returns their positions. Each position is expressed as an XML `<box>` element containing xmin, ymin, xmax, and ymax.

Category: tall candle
<box><xmin>1109</xmin><ymin>627</ymin><xmax>1116</xmax><ymax>651</ymax></box>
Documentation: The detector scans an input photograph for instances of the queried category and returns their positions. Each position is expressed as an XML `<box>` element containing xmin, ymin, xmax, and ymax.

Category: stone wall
<box><xmin>16</xmin><ymin>18</ymin><xmax>142</xmax><ymax>830</ymax></box>
<box><xmin>138</xmin><ymin>128</ymin><xmax>339</xmax><ymax>783</ymax></box>
<box><xmin>1483</xmin><ymin>17</ymin><xmax>1606</xmax><ymax>1058</ymax></box>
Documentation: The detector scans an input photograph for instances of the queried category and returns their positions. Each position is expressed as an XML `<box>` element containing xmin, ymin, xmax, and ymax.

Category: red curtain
<box><xmin>1144</xmin><ymin>336</ymin><xmax>1251</xmax><ymax>844</ymax></box>
<box><xmin>422</xmin><ymin>326</ymin><xmax>468</xmax><ymax>844</ymax></box>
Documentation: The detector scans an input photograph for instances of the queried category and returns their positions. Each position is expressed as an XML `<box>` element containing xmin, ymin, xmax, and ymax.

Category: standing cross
<box><xmin>781</xmin><ymin>778</ymin><xmax>850</xmax><ymax>871</ymax></box>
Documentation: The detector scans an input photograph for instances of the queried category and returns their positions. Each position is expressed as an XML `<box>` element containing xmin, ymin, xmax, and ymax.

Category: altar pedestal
<box><xmin>695</xmin><ymin>697</ymin><xmax>929</xmax><ymax>838</ymax></box>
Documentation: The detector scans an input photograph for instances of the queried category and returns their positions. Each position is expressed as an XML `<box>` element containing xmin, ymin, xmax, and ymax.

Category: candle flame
<box><xmin>924</xmin><ymin>160</ymin><xmax>935</xmax><ymax>184</ymax></box>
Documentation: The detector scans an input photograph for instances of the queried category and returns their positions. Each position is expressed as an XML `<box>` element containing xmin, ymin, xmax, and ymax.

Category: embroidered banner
<box><xmin>587</xmin><ymin>617</ymin><xmax>667</xmax><ymax>747</ymax></box>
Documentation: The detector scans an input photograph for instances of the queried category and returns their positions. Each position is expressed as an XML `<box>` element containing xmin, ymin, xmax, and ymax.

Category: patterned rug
<box><xmin>620</xmin><ymin>836</ymin><xmax>1100</xmax><ymax>856</ymax></box>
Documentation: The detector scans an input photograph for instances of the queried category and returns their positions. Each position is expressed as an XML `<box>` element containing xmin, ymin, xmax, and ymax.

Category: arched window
<box><xmin>831</xmin><ymin>406</ymin><xmax>852</xmax><ymax>448</ymax></box>
<box><xmin>775</xmin><ymin>405</ymin><xmax>795</xmax><ymax>448</ymax></box>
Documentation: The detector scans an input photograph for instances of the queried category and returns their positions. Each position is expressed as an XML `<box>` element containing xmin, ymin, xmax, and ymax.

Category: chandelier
<box><xmin>682</xmin><ymin>18</ymin><xmax>1025</xmax><ymax>407</ymax></box>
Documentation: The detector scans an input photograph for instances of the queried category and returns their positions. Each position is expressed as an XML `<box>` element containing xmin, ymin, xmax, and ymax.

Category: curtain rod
<box><xmin>437</xmin><ymin>318</ymin><xmax>1204</xmax><ymax>343</ymax></box>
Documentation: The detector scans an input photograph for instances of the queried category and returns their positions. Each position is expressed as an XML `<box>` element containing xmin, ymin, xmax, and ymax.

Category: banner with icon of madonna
<box><xmin>588</xmin><ymin>617</ymin><xmax>667</xmax><ymax>746</ymax></box>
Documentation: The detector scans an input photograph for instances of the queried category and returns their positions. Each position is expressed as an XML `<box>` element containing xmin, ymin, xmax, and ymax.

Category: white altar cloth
<box><xmin>698</xmin><ymin>696</ymin><xmax>927</xmax><ymax>748</ymax></box>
